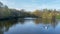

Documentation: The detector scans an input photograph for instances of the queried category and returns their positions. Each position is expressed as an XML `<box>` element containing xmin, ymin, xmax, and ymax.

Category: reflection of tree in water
<box><xmin>0</xmin><ymin>18</ymin><xmax>25</xmax><ymax>34</ymax></box>
<box><xmin>34</xmin><ymin>18</ymin><xmax>57</xmax><ymax>29</ymax></box>
<box><xmin>34</xmin><ymin>18</ymin><xmax>42</xmax><ymax>24</ymax></box>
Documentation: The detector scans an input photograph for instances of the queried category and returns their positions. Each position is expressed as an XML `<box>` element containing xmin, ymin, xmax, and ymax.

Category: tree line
<box><xmin>0</xmin><ymin>2</ymin><xmax>60</xmax><ymax>19</ymax></box>
<box><xmin>0</xmin><ymin>2</ymin><xmax>37</xmax><ymax>19</ymax></box>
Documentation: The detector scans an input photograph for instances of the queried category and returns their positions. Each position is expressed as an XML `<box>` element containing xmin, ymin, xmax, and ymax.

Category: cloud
<box><xmin>0</xmin><ymin>0</ymin><xmax>7</xmax><ymax>5</ymax></box>
<box><xmin>0</xmin><ymin>0</ymin><xmax>15</xmax><ymax>8</ymax></box>
<box><xmin>0</xmin><ymin>0</ymin><xmax>60</xmax><ymax>11</ymax></box>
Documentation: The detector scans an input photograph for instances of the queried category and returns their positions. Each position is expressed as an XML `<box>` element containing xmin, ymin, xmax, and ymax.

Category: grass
<box><xmin>56</xmin><ymin>15</ymin><xmax>60</xmax><ymax>19</ymax></box>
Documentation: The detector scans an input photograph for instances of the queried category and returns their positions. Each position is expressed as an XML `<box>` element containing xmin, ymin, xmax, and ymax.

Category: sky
<box><xmin>0</xmin><ymin>0</ymin><xmax>60</xmax><ymax>11</ymax></box>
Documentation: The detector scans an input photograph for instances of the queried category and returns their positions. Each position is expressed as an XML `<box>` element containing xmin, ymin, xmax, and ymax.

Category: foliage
<box><xmin>0</xmin><ymin>2</ymin><xmax>60</xmax><ymax>19</ymax></box>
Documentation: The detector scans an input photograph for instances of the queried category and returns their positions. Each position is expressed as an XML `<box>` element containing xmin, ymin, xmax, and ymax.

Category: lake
<box><xmin>0</xmin><ymin>18</ymin><xmax>60</xmax><ymax>34</ymax></box>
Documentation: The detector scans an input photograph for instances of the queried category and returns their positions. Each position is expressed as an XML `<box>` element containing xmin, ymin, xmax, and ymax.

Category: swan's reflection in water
<box><xmin>34</xmin><ymin>18</ymin><xmax>57</xmax><ymax>30</ymax></box>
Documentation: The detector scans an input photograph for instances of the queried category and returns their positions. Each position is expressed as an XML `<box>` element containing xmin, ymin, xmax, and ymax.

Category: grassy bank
<box><xmin>56</xmin><ymin>15</ymin><xmax>60</xmax><ymax>19</ymax></box>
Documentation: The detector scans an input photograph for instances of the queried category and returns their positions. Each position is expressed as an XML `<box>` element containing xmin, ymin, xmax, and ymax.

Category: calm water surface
<box><xmin>0</xmin><ymin>18</ymin><xmax>60</xmax><ymax>34</ymax></box>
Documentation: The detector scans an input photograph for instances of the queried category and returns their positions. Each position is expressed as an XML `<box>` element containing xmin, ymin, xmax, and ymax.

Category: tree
<box><xmin>0</xmin><ymin>2</ymin><xmax>3</xmax><ymax>7</ymax></box>
<box><xmin>33</xmin><ymin>10</ymin><xmax>42</xmax><ymax>17</ymax></box>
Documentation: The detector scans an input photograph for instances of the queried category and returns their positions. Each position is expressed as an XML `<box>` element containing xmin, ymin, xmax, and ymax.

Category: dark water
<box><xmin>0</xmin><ymin>18</ymin><xmax>60</xmax><ymax>34</ymax></box>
